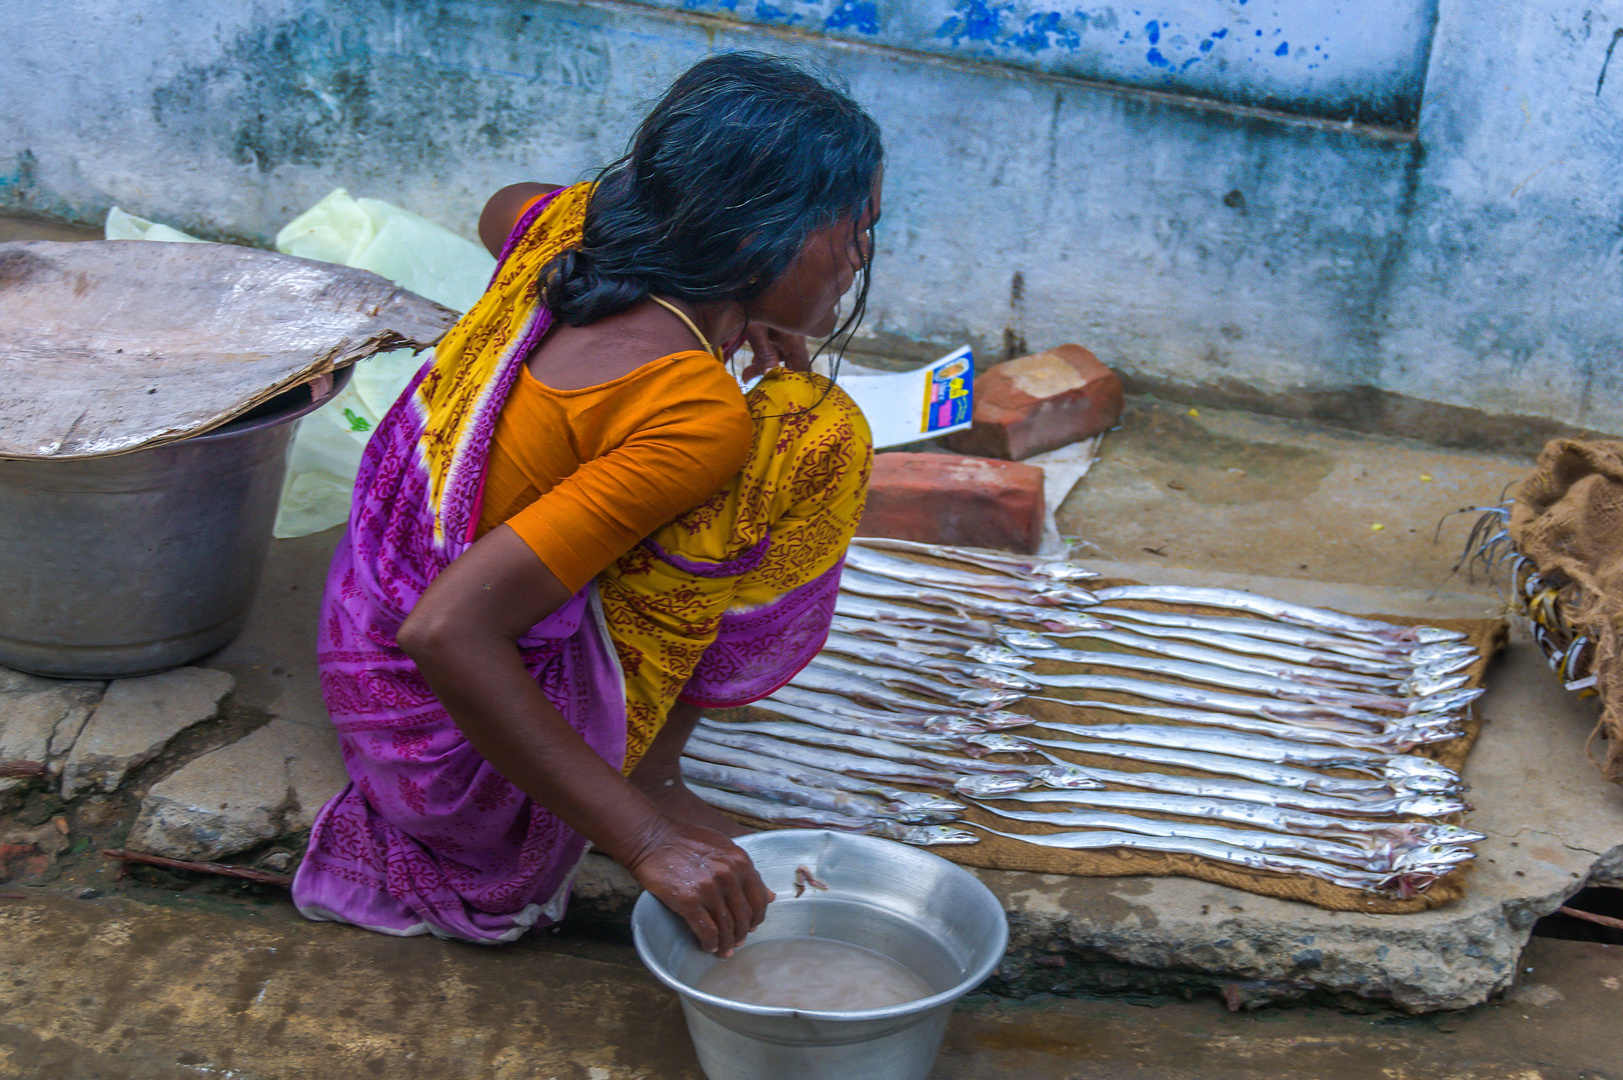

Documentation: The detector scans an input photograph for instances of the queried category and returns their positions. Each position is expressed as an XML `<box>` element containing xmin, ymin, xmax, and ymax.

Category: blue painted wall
<box><xmin>641</xmin><ymin>0</ymin><xmax>1438</xmax><ymax>127</ymax></box>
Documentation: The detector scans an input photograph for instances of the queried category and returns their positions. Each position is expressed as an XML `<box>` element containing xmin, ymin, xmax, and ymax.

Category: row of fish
<box><xmin>684</xmin><ymin>537</ymin><xmax>1487</xmax><ymax>898</ymax></box>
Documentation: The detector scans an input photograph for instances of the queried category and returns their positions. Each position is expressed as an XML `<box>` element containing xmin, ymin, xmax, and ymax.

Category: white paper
<box><xmin>837</xmin><ymin>346</ymin><xmax>975</xmax><ymax>449</ymax></box>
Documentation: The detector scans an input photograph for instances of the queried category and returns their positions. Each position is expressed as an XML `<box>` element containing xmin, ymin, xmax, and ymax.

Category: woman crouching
<box><xmin>291</xmin><ymin>52</ymin><xmax>882</xmax><ymax>956</ymax></box>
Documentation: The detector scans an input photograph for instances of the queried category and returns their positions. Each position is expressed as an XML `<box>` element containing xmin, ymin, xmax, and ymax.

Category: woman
<box><xmin>291</xmin><ymin>52</ymin><xmax>882</xmax><ymax>957</ymax></box>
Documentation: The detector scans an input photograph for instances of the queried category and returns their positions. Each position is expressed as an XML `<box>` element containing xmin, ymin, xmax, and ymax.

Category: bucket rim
<box><xmin>190</xmin><ymin>363</ymin><xmax>355</xmax><ymax>443</ymax></box>
<box><xmin>632</xmin><ymin>829</ymin><xmax>1009</xmax><ymax>1023</ymax></box>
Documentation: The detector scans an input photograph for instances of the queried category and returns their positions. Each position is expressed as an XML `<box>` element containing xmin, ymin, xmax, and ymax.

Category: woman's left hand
<box><xmin>739</xmin><ymin>325</ymin><xmax>810</xmax><ymax>381</ymax></box>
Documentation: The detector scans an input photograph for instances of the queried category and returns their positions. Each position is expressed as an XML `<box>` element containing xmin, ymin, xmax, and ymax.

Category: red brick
<box><xmin>856</xmin><ymin>452</ymin><xmax>1045</xmax><ymax>554</ymax></box>
<box><xmin>945</xmin><ymin>344</ymin><xmax>1123</xmax><ymax>461</ymax></box>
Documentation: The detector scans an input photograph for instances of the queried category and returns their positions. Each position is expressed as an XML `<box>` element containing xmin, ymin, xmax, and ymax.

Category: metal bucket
<box><xmin>632</xmin><ymin>829</ymin><xmax>1008</xmax><ymax>1080</ymax></box>
<box><xmin>0</xmin><ymin>371</ymin><xmax>349</xmax><ymax>678</ymax></box>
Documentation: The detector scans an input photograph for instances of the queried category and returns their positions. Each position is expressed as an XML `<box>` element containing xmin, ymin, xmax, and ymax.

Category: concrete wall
<box><xmin>2</xmin><ymin>0</ymin><xmax>1620</xmax><ymax>442</ymax></box>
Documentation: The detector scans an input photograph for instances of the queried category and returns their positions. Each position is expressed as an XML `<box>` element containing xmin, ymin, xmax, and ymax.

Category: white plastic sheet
<box><xmin>836</xmin><ymin>345</ymin><xmax>974</xmax><ymax>450</ymax></box>
<box><xmin>270</xmin><ymin>191</ymin><xmax>495</xmax><ymax>536</ymax></box>
<box><xmin>274</xmin><ymin>189</ymin><xmax>495</xmax><ymax>316</ymax></box>
<box><xmin>104</xmin><ymin>206</ymin><xmax>207</xmax><ymax>245</ymax></box>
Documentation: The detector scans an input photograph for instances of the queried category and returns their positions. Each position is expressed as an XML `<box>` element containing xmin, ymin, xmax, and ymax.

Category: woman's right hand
<box><xmin>624</xmin><ymin>817</ymin><xmax>776</xmax><ymax>957</ymax></box>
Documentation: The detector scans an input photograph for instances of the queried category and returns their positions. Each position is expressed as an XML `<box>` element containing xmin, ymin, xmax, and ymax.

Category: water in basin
<box><xmin>694</xmin><ymin>935</ymin><xmax>937</xmax><ymax>1012</ymax></box>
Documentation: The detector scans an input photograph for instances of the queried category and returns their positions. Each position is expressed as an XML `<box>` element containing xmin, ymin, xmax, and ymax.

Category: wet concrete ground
<box><xmin>1056</xmin><ymin>397</ymin><xmax>1534</xmax><ymax>594</ymax></box>
<box><xmin>0</xmin><ymin>888</ymin><xmax>1617</xmax><ymax>1080</ymax></box>
<box><xmin>3</xmin><ymin>215</ymin><xmax>1619</xmax><ymax>1079</ymax></box>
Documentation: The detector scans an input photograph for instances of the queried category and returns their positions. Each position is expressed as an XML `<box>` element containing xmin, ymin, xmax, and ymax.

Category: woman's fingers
<box><xmin>772</xmin><ymin>331</ymin><xmax>811</xmax><ymax>372</ymax></box>
<box><xmin>683</xmin><ymin>903</ymin><xmax>721</xmax><ymax>955</ymax></box>
<box><xmin>710</xmin><ymin>887</ymin><xmax>740</xmax><ymax>957</ymax></box>
<box><xmin>716</xmin><ymin>865</ymin><xmax>758</xmax><ymax>957</ymax></box>
<box><xmin>744</xmin><ymin>869</ymin><xmax>777</xmax><ymax>931</ymax></box>
<box><xmin>704</xmin><ymin>838</ymin><xmax>765</xmax><ymax>956</ymax></box>
<box><xmin>739</xmin><ymin>326</ymin><xmax>811</xmax><ymax>379</ymax></box>
<box><xmin>739</xmin><ymin>324</ymin><xmax>776</xmax><ymax>381</ymax></box>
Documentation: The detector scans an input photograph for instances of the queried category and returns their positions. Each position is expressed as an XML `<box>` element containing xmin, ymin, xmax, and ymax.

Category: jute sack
<box><xmin>1507</xmin><ymin>439</ymin><xmax>1623</xmax><ymax>781</ymax></box>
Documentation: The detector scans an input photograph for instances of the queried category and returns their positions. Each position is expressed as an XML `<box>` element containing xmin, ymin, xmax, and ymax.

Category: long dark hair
<box><xmin>539</xmin><ymin>52</ymin><xmax>883</xmax><ymax>363</ymax></box>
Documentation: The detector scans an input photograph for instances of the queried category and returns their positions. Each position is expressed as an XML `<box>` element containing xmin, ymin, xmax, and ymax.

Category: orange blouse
<box><xmin>476</xmin><ymin>352</ymin><xmax>754</xmax><ymax>592</ymax></box>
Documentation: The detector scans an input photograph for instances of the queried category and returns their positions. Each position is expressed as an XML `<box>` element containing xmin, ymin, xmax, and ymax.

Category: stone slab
<box><xmin>58</xmin><ymin>667</ymin><xmax>234</xmax><ymax>799</ymax></box>
<box><xmin>0</xmin><ymin>668</ymin><xmax>104</xmax><ymax>800</ymax></box>
<box><xmin>566</xmin><ymin>562</ymin><xmax>1623</xmax><ymax>1013</ymax></box>
<box><xmin>127</xmin><ymin>717</ymin><xmax>346</xmax><ymax>861</ymax></box>
<box><xmin>977</xmin><ymin>563</ymin><xmax>1621</xmax><ymax>1011</ymax></box>
<box><xmin>280</xmin><ymin>721</ymin><xmax>348</xmax><ymax>834</ymax></box>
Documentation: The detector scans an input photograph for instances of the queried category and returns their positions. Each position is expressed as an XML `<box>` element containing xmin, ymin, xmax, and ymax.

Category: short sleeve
<box><xmin>503</xmin><ymin>361</ymin><xmax>753</xmax><ymax>592</ymax></box>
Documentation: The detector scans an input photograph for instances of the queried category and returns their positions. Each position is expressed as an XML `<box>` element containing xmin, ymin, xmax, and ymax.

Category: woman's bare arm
<box><xmin>396</xmin><ymin>524</ymin><xmax>773</xmax><ymax>954</ymax></box>
<box><xmin>478</xmin><ymin>182</ymin><xmax>563</xmax><ymax>257</ymax></box>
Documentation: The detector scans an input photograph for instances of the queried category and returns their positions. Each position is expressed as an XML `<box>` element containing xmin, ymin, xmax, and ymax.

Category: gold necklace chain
<box><xmin>648</xmin><ymin>296</ymin><xmax>722</xmax><ymax>362</ymax></box>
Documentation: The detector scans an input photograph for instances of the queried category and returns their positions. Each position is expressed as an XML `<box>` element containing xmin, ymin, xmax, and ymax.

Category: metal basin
<box><xmin>633</xmin><ymin>829</ymin><xmax>1008</xmax><ymax>1080</ymax></box>
<box><xmin>0</xmin><ymin>371</ymin><xmax>349</xmax><ymax>678</ymax></box>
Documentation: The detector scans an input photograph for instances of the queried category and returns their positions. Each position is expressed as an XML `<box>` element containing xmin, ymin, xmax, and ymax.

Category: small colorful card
<box><xmin>921</xmin><ymin>346</ymin><xmax>973</xmax><ymax>437</ymax></box>
<box><xmin>839</xmin><ymin>346</ymin><xmax>975</xmax><ymax>449</ymax></box>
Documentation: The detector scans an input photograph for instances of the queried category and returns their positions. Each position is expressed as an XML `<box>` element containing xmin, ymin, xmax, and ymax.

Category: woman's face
<box><xmin>749</xmin><ymin>177</ymin><xmax>882</xmax><ymax>340</ymax></box>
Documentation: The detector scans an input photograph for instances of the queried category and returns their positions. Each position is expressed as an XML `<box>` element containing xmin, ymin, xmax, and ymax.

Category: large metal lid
<box><xmin>0</xmin><ymin>240</ymin><xmax>460</xmax><ymax>459</ymax></box>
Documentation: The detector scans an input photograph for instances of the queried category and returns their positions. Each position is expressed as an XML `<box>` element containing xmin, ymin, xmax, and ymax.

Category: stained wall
<box><xmin>3</xmin><ymin>1</ymin><xmax>1619</xmax><ymax>438</ymax></box>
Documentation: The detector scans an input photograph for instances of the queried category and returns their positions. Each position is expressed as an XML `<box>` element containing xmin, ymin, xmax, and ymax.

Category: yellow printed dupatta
<box><xmin>412</xmin><ymin>184</ymin><xmax>592</xmax><ymax>549</ymax></box>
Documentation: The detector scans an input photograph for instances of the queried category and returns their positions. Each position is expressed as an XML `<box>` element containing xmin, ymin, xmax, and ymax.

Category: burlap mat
<box><xmin>1507</xmin><ymin>439</ymin><xmax>1623</xmax><ymax>781</ymax></box>
<box><xmin>718</xmin><ymin>589</ymin><xmax>1506</xmax><ymax>915</ymax></box>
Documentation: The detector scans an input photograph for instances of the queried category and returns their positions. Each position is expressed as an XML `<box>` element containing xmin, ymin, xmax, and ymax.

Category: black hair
<box><xmin>539</xmin><ymin>51</ymin><xmax>883</xmax><ymax>364</ymax></box>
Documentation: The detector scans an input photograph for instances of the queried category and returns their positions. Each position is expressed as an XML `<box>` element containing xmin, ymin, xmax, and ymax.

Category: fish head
<box><xmin>1040</xmin><ymin>612</ymin><xmax>1113</xmax><ymax>633</ymax></box>
<box><xmin>953</xmin><ymin>774</ymin><xmax>1034</xmax><ymax>798</ymax></box>
<box><xmin>1033</xmin><ymin>562</ymin><xmax>1098</xmax><ymax>582</ymax></box>
<box><xmin>970</xmin><ymin>710</ymin><xmax>1036</xmax><ymax>730</ymax></box>
<box><xmin>1412</xmin><ymin>824</ymin><xmax>1488</xmax><ymax>846</ymax></box>
<box><xmin>904</xmin><ymin>826</ymin><xmax>981</xmax><ymax>846</ymax></box>
<box><xmin>1410</xmin><ymin>643</ymin><xmax>1477</xmax><ymax>666</ymax></box>
<box><xmin>1405</xmin><ymin>687</ymin><xmax>1484</xmax><ymax>715</ymax></box>
<box><xmin>1391</xmin><ymin>773</ymin><xmax>1466</xmax><ymax>795</ymax></box>
<box><xmin>1397</xmin><ymin>719</ymin><xmax>1465</xmax><ymax>743</ymax></box>
<box><xmin>1408</xmin><ymin>626</ymin><xmax>1469</xmax><ymax>645</ymax></box>
<box><xmin>967</xmin><ymin>666</ymin><xmax>1043</xmax><ymax>691</ymax></box>
<box><xmin>894</xmin><ymin>809</ymin><xmax>963</xmax><ymax>825</ymax></box>
<box><xmin>920</xmin><ymin>716</ymin><xmax>990</xmax><ymax>736</ymax></box>
<box><xmin>1379</xmin><ymin>755</ymin><xmax>1461</xmax><ymax>781</ymax></box>
<box><xmin>1400</xmin><ymin>673</ymin><xmax>1471</xmax><ymax>697</ymax></box>
<box><xmin>994</xmin><ymin>625</ymin><xmax>1056</xmax><ymax>650</ymax></box>
<box><xmin>1031</xmin><ymin>765</ymin><xmax>1105</xmax><ymax>790</ymax></box>
<box><xmin>891</xmin><ymin>792</ymin><xmax>968</xmax><ymax>814</ymax></box>
<box><xmin>967</xmin><ymin>733</ymin><xmax>1037</xmax><ymax>755</ymax></box>
<box><xmin>1402</xmin><ymin>710</ymin><xmax>1465</xmax><ymax>732</ymax></box>
<box><xmin>1412</xmin><ymin>655</ymin><xmax>1477</xmax><ymax>679</ymax></box>
<box><xmin>1389</xmin><ymin>844</ymin><xmax>1476</xmax><ymax>870</ymax></box>
<box><xmin>1392</xmin><ymin>794</ymin><xmax>1470</xmax><ymax>816</ymax></box>
<box><xmin>1402</xmin><ymin>729</ymin><xmax>1463</xmax><ymax>749</ymax></box>
<box><xmin>956</xmin><ymin>688</ymin><xmax>1029</xmax><ymax>709</ymax></box>
<box><xmin>966</xmin><ymin>645</ymin><xmax>1035</xmax><ymax>667</ymax></box>
<box><xmin>1033</xmin><ymin>586</ymin><xmax>1100</xmax><ymax>606</ymax></box>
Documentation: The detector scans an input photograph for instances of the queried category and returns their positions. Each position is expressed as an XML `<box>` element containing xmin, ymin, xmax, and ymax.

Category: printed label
<box><xmin>922</xmin><ymin>347</ymin><xmax>974</xmax><ymax>434</ymax></box>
